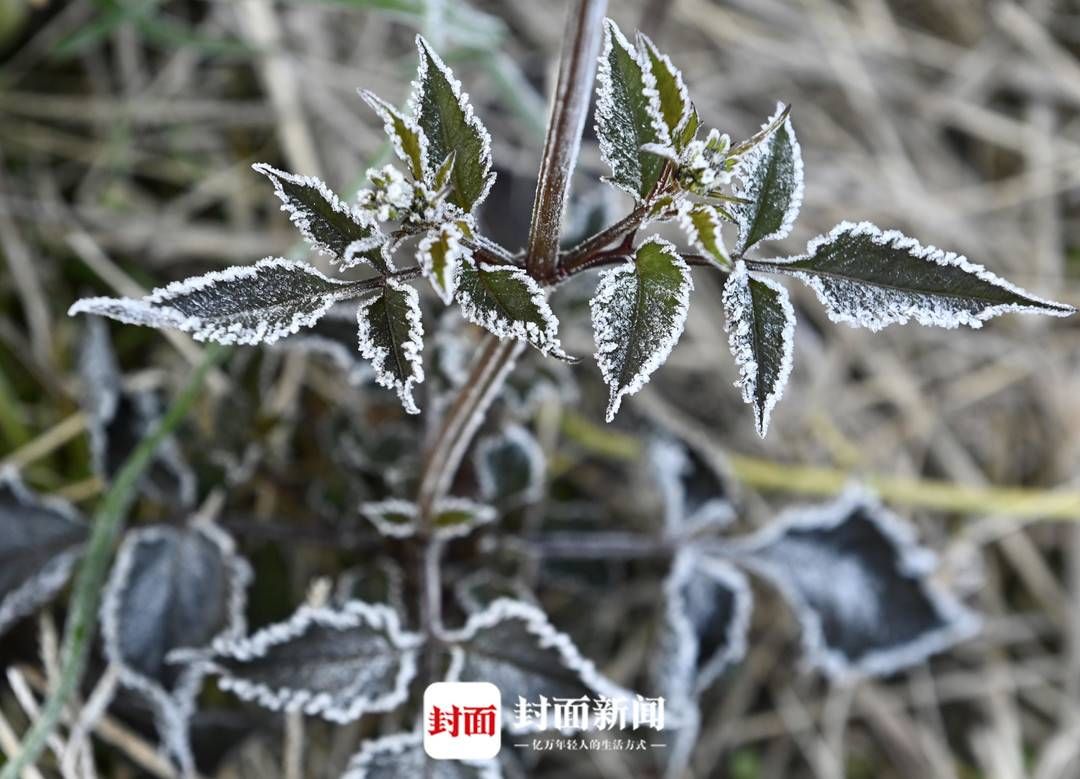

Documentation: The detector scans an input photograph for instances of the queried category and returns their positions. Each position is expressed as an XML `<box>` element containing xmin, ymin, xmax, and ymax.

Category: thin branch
<box><xmin>524</xmin><ymin>0</ymin><xmax>608</xmax><ymax>280</ymax></box>
<box><xmin>555</xmin><ymin>202</ymin><xmax>651</xmax><ymax>277</ymax></box>
<box><xmin>0</xmin><ymin>345</ymin><xmax>228</xmax><ymax>779</ymax></box>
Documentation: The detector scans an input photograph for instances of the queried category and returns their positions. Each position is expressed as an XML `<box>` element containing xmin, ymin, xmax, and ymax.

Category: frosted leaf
<box><xmin>590</xmin><ymin>236</ymin><xmax>692</xmax><ymax>422</ymax></box>
<box><xmin>722</xmin><ymin>262</ymin><xmax>796</xmax><ymax>437</ymax></box>
<box><xmin>358</xmin><ymin>89</ymin><xmax>429</xmax><ymax>182</ymax></box>
<box><xmin>454</xmin><ymin>570</ymin><xmax>538</xmax><ymax>616</ymax></box>
<box><xmin>360</xmin><ymin>497</ymin><xmax>496</xmax><ymax>541</ymax></box>
<box><xmin>356</xmin><ymin>279</ymin><xmax>425</xmax><ymax>415</ymax></box>
<box><xmin>444</xmin><ymin>598</ymin><xmax>633</xmax><ymax>733</ymax></box>
<box><xmin>101</xmin><ymin>522</ymin><xmax>251</xmax><ymax>772</ymax></box>
<box><xmin>343</xmin><ymin>732</ymin><xmax>501</xmax><ymax>779</ymax></box>
<box><xmin>655</xmin><ymin>551</ymin><xmax>752</xmax><ymax>706</ymax></box>
<box><xmin>334</xmin><ymin>559</ymin><xmax>408</xmax><ymax>622</ymax></box>
<box><xmin>433</xmin><ymin>150</ymin><xmax>457</xmax><ymax>193</ymax></box>
<box><xmin>418</xmin><ymin>221</ymin><xmax>470</xmax><ymax>305</ymax></box>
<box><xmin>731</xmin><ymin>103</ymin><xmax>803</xmax><ymax>255</ymax></box>
<box><xmin>69</xmin><ymin>258</ymin><xmax>362</xmax><ymax>346</ymax></box>
<box><xmin>760</xmin><ymin>221</ymin><xmax>1075</xmax><ymax>331</ymax></box>
<box><xmin>636</xmin><ymin>32</ymin><xmax>693</xmax><ymax>150</ymax></box>
<box><xmin>195</xmin><ymin>600</ymin><xmax>422</xmax><ymax>723</ymax></box>
<box><xmin>79</xmin><ymin>318</ymin><xmax>196</xmax><ymax>505</ymax></box>
<box><xmin>473</xmin><ymin>424</ymin><xmax>544</xmax><ymax>506</ymax></box>
<box><xmin>274</xmin><ymin>304</ymin><xmax>374</xmax><ymax>387</ymax></box>
<box><xmin>252</xmin><ymin>163</ymin><xmax>388</xmax><ymax>272</ymax></box>
<box><xmin>456</xmin><ymin>259</ymin><xmax>567</xmax><ymax>358</ymax></box>
<box><xmin>648</xmin><ymin>438</ymin><xmax>734</xmax><ymax>537</ymax></box>
<box><xmin>676</xmin><ymin>104</ymin><xmax>701</xmax><ymax>150</ymax></box>
<box><xmin>733</xmin><ymin>486</ymin><xmax>980</xmax><ymax>678</ymax></box>
<box><xmin>595</xmin><ymin>19</ymin><xmax>671</xmax><ymax>200</ymax></box>
<box><xmin>677</xmin><ymin>201</ymin><xmax>729</xmax><ymax>268</ymax></box>
<box><xmin>410</xmin><ymin>36</ymin><xmax>495</xmax><ymax>212</ymax></box>
<box><xmin>0</xmin><ymin>469</ymin><xmax>87</xmax><ymax>637</ymax></box>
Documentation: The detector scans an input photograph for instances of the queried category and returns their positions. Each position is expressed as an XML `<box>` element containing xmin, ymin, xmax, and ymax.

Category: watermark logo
<box><xmin>423</xmin><ymin>682</ymin><xmax>501</xmax><ymax>760</ymax></box>
<box><xmin>423</xmin><ymin>685</ymin><xmax>667</xmax><ymax>759</ymax></box>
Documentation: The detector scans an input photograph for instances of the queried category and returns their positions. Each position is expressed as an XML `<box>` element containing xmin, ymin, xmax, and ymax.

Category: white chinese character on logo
<box><xmin>631</xmin><ymin>695</ymin><xmax>665</xmax><ymax>730</ymax></box>
<box><xmin>552</xmin><ymin>696</ymin><xmax>592</xmax><ymax>731</ymax></box>
<box><xmin>592</xmin><ymin>696</ymin><xmax>626</xmax><ymax>730</ymax></box>
<box><xmin>514</xmin><ymin>694</ymin><xmax>551</xmax><ymax>730</ymax></box>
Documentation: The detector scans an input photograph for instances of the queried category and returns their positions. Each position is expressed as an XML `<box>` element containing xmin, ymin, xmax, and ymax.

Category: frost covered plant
<box><xmin>33</xmin><ymin>11</ymin><xmax>1072</xmax><ymax>779</ymax></box>
<box><xmin>69</xmin><ymin>22</ymin><xmax>1072</xmax><ymax>438</ymax></box>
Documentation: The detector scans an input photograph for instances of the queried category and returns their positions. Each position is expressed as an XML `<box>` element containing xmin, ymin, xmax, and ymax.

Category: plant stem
<box><xmin>524</xmin><ymin>0</ymin><xmax>607</xmax><ymax>280</ymax></box>
<box><xmin>1</xmin><ymin>344</ymin><xmax>228</xmax><ymax>779</ymax></box>
<box><xmin>555</xmin><ymin>203</ymin><xmax>651</xmax><ymax>280</ymax></box>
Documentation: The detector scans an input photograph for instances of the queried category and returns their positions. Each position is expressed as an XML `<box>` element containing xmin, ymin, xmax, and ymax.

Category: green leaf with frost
<box><xmin>411</xmin><ymin>36</ymin><xmax>495</xmax><ymax>212</ymax></box>
<box><xmin>595</xmin><ymin>19</ymin><xmax>671</xmax><ymax>201</ymax></box>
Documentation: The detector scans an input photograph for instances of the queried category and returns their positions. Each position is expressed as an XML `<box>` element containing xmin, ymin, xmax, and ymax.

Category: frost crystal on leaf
<box><xmin>648</xmin><ymin>438</ymin><xmax>734</xmax><ymax>536</ymax></box>
<box><xmin>101</xmin><ymin>522</ymin><xmax>251</xmax><ymax>772</ymax></box>
<box><xmin>456</xmin><ymin>259</ymin><xmax>568</xmax><ymax>358</ymax></box>
<box><xmin>360</xmin><ymin>497</ymin><xmax>496</xmax><ymax>541</ymax></box>
<box><xmin>197</xmin><ymin>600</ymin><xmax>422</xmax><ymax>723</ymax></box>
<box><xmin>636</xmin><ymin>32</ymin><xmax>693</xmax><ymax>149</ymax></box>
<box><xmin>732</xmin><ymin>486</ymin><xmax>980</xmax><ymax>678</ymax></box>
<box><xmin>444</xmin><ymin>598</ymin><xmax>633</xmax><ymax>733</ymax></box>
<box><xmin>595</xmin><ymin>19</ymin><xmax>671</xmax><ymax>200</ymax></box>
<box><xmin>79</xmin><ymin>317</ymin><xmax>196</xmax><ymax>505</ymax></box>
<box><xmin>69</xmin><ymin>258</ymin><xmax>361</xmax><ymax>346</ymax></box>
<box><xmin>473</xmin><ymin>424</ymin><xmax>545</xmax><ymax>506</ymax></box>
<box><xmin>677</xmin><ymin>201</ymin><xmax>729</xmax><ymax>268</ymax></box>
<box><xmin>410</xmin><ymin>36</ymin><xmax>495</xmax><ymax>212</ymax></box>
<box><xmin>358</xmin><ymin>89</ymin><xmax>430</xmax><ymax>182</ymax></box>
<box><xmin>0</xmin><ymin>469</ymin><xmax>87</xmax><ymax>637</ymax></box>
<box><xmin>656</xmin><ymin>551</ymin><xmax>752</xmax><ymax>707</ymax></box>
<box><xmin>252</xmin><ymin>163</ymin><xmax>387</xmax><ymax>271</ymax></box>
<box><xmin>762</xmin><ymin>221</ymin><xmax>1075</xmax><ymax>331</ymax></box>
<box><xmin>343</xmin><ymin>732</ymin><xmax>501</xmax><ymax>779</ymax></box>
<box><xmin>418</xmin><ymin>221</ymin><xmax>470</xmax><ymax>304</ymax></box>
<box><xmin>722</xmin><ymin>262</ymin><xmax>796</xmax><ymax>437</ymax></box>
<box><xmin>356</xmin><ymin>279</ymin><xmax>425</xmax><ymax>414</ymax></box>
<box><xmin>731</xmin><ymin>103</ymin><xmax>803</xmax><ymax>255</ymax></box>
<box><xmin>590</xmin><ymin>236</ymin><xmax>692</xmax><ymax>422</ymax></box>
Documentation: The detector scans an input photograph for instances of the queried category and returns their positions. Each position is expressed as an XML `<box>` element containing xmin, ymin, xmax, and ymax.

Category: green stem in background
<box><xmin>1</xmin><ymin>344</ymin><xmax>229</xmax><ymax>779</ymax></box>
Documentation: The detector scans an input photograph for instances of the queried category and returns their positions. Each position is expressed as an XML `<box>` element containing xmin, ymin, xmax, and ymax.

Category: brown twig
<box><xmin>524</xmin><ymin>0</ymin><xmax>608</xmax><ymax>280</ymax></box>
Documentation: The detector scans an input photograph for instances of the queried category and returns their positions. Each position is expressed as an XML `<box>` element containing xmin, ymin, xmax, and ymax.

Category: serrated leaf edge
<box><xmin>356</xmin><ymin>279</ymin><xmax>425</xmax><ymax>414</ymax></box>
<box><xmin>357</xmin><ymin>89</ymin><xmax>430</xmax><ymax>183</ymax></box>
<box><xmin>456</xmin><ymin>260</ymin><xmax>567</xmax><ymax>358</ymax></box>
<box><xmin>590</xmin><ymin>236</ymin><xmax>692</xmax><ymax>422</ymax></box>
<box><xmin>647</xmin><ymin>438</ymin><xmax>735</xmax><ymax>536</ymax></box>
<box><xmin>0</xmin><ymin>468</ymin><xmax>87</xmax><ymax>637</ymax></box>
<box><xmin>197</xmin><ymin>600</ymin><xmax>422</xmax><ymax>723</ymax></box>
<box><xmin>101</xmin><ymin>521</ymin><xmax>251</xmax><ymax>773</ymax></box>
<box><xmin>722</xmin><ymin>262</ymin><xmax>796</xmax><ymax>437</ymax></box>
<box><xmin>444</xmin><ymin>597</ymin><xmax>635</xmax><ymax>734</ymax></box>
<box><xmin>409</xmin><ymin>35</ymin><xmax>496</xmax><ymax>210</ymax></box>
<box><xmin>731</xmin><ymin>102</ymin><xmax>804</xmax><ymax>254</ymax></box>
<box><xmin>252</xmin><ymin>163</ymin><xmax>385</xmax><ymax>267</ymax></box>
<box><xmin>595</xmin><ymin>19</ymin><xmax>672</xmax><ymax>200</ymax></box>
<box><xmin>661</xmin><ymin>550</ymin><xmax>752</xmax><ymax>704</ymax></box>
<box><xmin>764</xmin><ymin>220</ymin><xmax>1075</xmax><ymax>331</ymax></box>
<box><xmin>361</xmin><ymin>497</ymin><xmax>496</xmax><ymax>541</ymax></box>
<box><xmin>730</xmin><ymin>484</ymin><xmax>981</xmax><ymax>678</ymax></box>
<box><xmin>69</xmin><ymin>258</ymin><xmax>357</xmax><ymax>346</ymax></box>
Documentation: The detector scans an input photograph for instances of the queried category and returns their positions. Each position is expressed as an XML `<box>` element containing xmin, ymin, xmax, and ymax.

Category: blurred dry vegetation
<box><xmin>1</xmin><ymin>0</ymin><xmax>1080</xmax><ymax>777</ymax></box>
